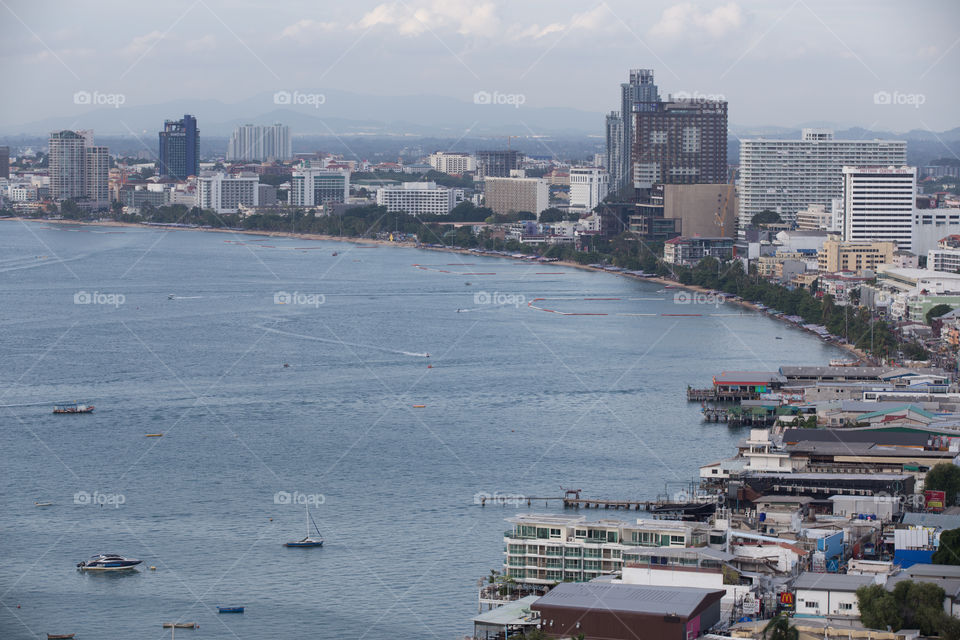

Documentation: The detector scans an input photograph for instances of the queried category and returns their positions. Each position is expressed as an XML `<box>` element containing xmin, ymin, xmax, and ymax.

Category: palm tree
<box><xmin>763</xmin><ymin>614</ymin><xmax>798</xmax><ymax>640</ymax></box>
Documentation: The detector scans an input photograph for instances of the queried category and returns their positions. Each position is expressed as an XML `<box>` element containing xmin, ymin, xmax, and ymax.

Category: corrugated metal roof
<box><xmin>531</xmin><ymin>582</ymin><xmax>724</xmax><ymax>617</ymax></box>
<box><xmin>793</xmin><ymin>572</ymin><xmax>878</xmax><ymax>592</ymax></box>
<box><xmin>902</xmin><ymin>513</ymin><xmax>960</xmax><ymax>530</ymax></box>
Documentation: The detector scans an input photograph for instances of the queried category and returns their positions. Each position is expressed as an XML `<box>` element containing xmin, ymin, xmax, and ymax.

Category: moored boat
<box><xmin>77</xmin><ymin>553</ymin><xmax>142</xmax><ymax>571</ymax></box>
<box><xmin>53</xmin><ymin>403</ymin><xmax>94</xmax><ymax>414</ymax></box>
<box><xmin>47</xmin><ymin>634</ymin><xmax>75</xmax><ymax>639</ymax></box>
<box><xmin>217</xmin><ymin>606</ymin><xmax>244</xmax><ymax>613</ymax></box>
<box><xmin>284</xmin><ymin>502</ymin><xmax>324</xmax><ymax>548</ymax></box>
<box><xmin>162</xmin><ymin>622</ymin><xmax>197</xmax><ymax>629</ymax></box>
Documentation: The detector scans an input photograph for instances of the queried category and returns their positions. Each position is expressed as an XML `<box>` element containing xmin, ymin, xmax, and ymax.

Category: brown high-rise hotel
<box><xmin>631</xmin><ymin>98</ymin><xmax>727</xmax><ymax>197</ymax></box>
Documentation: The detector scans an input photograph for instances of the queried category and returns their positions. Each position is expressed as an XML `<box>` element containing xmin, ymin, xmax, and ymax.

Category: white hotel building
<box><xmin>841</xmin><ymin>166</ymin><xmax>916</xmax><ymax>250</ymax></box>
<box><xmin>375</xmin><ymin>182</ymin><xmax>463</xmax><ymax>216</ymax></box>
<box><xmin>197</xmin><ymin>172</ymin><xmax>259</xmax><ymax>214</ymax></box>
<box><xmin>738</xmin><ymin>129</ymin><xmax>907</xmax><ymax>234</ymax></box>
<box><xmin>569</xmin><ymin>166</ymin><xmax>609</xmax><ymax>211</ymax></box>
<box><xmin>428</xmin><ymin>152</ymin><xmax>475</xmax><ymax>175</ymax></box>
<box><xmin>226</xmin><ymin>123</ymin><xmax>292</xmax><ymax>162</ymax></box>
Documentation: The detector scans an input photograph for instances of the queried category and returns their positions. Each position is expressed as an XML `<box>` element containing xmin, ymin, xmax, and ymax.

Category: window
<box><xmin>804</xmin><ymin>601</ymin><xmax>819</xmax><ymax>609</ymax></box>
<box><xmin>839</xmin><ymin>602</ymin><xmax>853</xmax><ymax>611</ymax></box>
<box><xmin>550</xmin><ymin>528</ymin><xmax>561</xmax><ymax>539</ymax></box>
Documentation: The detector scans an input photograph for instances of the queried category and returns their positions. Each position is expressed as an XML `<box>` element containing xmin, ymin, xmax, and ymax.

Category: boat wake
<box><xmin>254</xmin><ymin>324</ymin><xmax>429</xmax><ymax>358</ymax></box>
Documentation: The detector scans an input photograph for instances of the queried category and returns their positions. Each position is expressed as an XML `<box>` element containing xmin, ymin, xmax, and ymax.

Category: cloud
<box><xmin>280</xmin><ymin>19</ymin><xmax>337</xmax><ymax>43</ymax></box>
<box><xmin>354</xmin><ymin>1</ymin><xmax>500</xmax><ymax>38</ymax></box>
<box><xmin>123</xmin><ymin>31</ymin><xmax>165</xmax><ymax>56</ymax></box>
<box><xmin>649</xmin><ymin>2</ymin><xmax>744</xmax><ymax>40</ymax></box>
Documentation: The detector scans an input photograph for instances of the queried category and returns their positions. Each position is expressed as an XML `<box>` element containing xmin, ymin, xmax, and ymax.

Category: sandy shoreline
<box><xmin>8</xmin><ymin>216</ymin><xmax>871</xmax><ymax>363</ymax></box>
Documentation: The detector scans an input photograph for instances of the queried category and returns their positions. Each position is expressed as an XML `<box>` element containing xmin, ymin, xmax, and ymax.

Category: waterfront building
<box><xmin>483</xmin><ymin>176</ymin><xmax>548</xmax><ymax>216</ymax></box>
<box><xmin>196</xmin><ymin>171</ymin><xmax>259</xmax><ymax>214</ymax></box>
<box><xmin>476</xmin><ymin>150</ymin><xmax>522</xmax><ymax>178</ymax></box>
<box><xmin>842</xmin><ymin>166</ymin><xmax>916</xmax><ymax>250</ymax></box>
<box><xmin>605</xmin><ymin>111</ymin><xmax>624</xmax><ymax>193</ymax></box>
<box><xmin>226</xmin><ymin>123</ymin><xmax>291</xmax><ymax>162</ymax></box>
<box><xmin>658</xmin><ymin>183</ymin><xmax>737</xmax><ymax>238</ymax></box>
<box><xmin>375</xmin><ymin>181</ymin><xmax>461</xmax><ymax>216</ymax></box>
<box><xmin>568</xmin><ymin>166</ymin><xmax>608</xmax><ymax>211</ymax></box>
<box><xmin>632</xmin><ymin>97</ymin><xmax>727</xmax><ymax>193</ymax></box>
<box><xmin>503</xmin><ymin>514</ymin><xmax>709</xmax><ymax>585</ymax></box>
<box><xmin>817</xmin><ymin>238</ymin><xmax>897</xmax><ymax>274</ymax></box>
<box><xmin>0</xmin><ymin>146</ymin><xmax>9</xmax><ymax>179</ymax></box>
<box><xmin>738</xmin><ymin>130</ymin><xmax>907</xmax><ymax>233</ymax></box>
<box><xmin>290</xmin><ymin>164</ymin><xmax>350</xmax><ymax>207</ymax></box>
<box><xmin>48</xmin><ymin>130</ymin><xmax>109</xmax><ymax>208</ymax></box>
<box><xmin>428</xmin><ymin>152</ymin><xmax>475</xmax><ymax>175</ymax></box>
<box><xmin>159</xmin><ymin>114</ymin><xmax>199</xmax><ymax>180</ymax></box>
<box><xmin>618</xmin><ymin>68</ymin><xmax>660</xmax><ymax>193</ymax></box>
<box><xmin>662</xmin><ymin>236</ymin><xmax>734</xmax><ymax>265</ymax></box>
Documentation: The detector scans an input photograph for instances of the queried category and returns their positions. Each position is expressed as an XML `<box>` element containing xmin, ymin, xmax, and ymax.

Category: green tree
<box><xmin>926</xmin><ymin>303</ymin><xmax>955</xmax><ymax>325</ymax></box>
<box><xmin>763</xmin><ymin>614</ymin><xmax>798</xmax><ymax>640</ymax></box>
<box><xmin>926</xmin><ymin>464</ymin><xmax>960</xmax><ymax>506</ymax></box>
<box><xmin>857</xmin><ymin>584</ymin><xmax>902</xmax><ymax>631</ymax></box>
<box><xmin>751</xmin><ymin>210</ymin><xmax>782</xmax><ymax>227</ymax></box>
<box><xmin>891</xmin><ymin>580</ymin><xmax>946</xmax><ymax>635</ymax></box>
<box><xmin>933</xmin><ymin>528</ymin><xmax>960</xmax><ymax>565</ymax></box>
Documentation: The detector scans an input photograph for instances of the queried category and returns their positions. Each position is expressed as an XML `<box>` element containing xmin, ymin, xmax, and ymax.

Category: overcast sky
<box><xmin>2</xmin><ymin>0</ymin><xmax>958</xmax><ymax>132</ymax></box>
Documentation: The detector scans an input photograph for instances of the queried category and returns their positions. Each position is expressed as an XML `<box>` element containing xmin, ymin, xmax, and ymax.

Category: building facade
<box><xmin>476</xmin><ymin>150</ymin><xmax>522</xmax><ymax>178</ymax></box>
<box><xmin>0</xmin><ymin>146</ymin><xmax>9</xmax><ymax>179</ymax></box>
<box><xmin>375</xmin><ymin>181</ymin><xmax>461</xmax><ymax>216</ymax></box>
<box><xmin>428</xmin><ymin>152</ymin><xmax>475</xmax><ymax>175</ymax></box>
<box><xmin>817</xmin><ymin>238</ymin><xmax>897</xmax><ymax>273</ymax></box>
<box><xmin>662</xmin><ymin>183</ymin><xmax>737</xmax><ymax>238</ymax></box>
<box><xmin>197</xmin><ymin>172</ymin><xmax>259</xmax><ymax>214</ymax></box>
<box><xmin>796</xmin><ymin>203</ymin><xmax>836</xmax><ymax>231</ymax></box>
<box><xmin>619</xmin><ymin>68</ymin><xmax>660</xmax><ymax>193</ymax></box>
<box><xmin>226</xmin><ymin>123</ymin><xmax>291</xmax><ymax>162</ymax></box>
<box><xmin>48</xmin><ymin>130</ymin><xmax>109</xmax><ymax>208</ymax></box>
<box><xmin>632</xmin><ymin>98</ymin><xmax>727</xmax><ymax>193</ymax></box>
<box><xmin>605</xmin><ymin>111</ymin><xmax>623</xmax><ymax>194</ymax></box>
<box><xmin>290</xmin><ymin>165</ymin><xmax>350</xmax><ymax>207</ymax></box>
<box><xmin>569</xmin><ymin>167</ymin><xmax>609</xmax><ymax>211</ymax></box>
<box><xmin>841</xmin><ymin>166</ymin><xmax>916</xmax><ymax>250</ymax></box>
<box><xmin>663</xmin><ymin>236</ymin><xmax>734</xmax><ymax>265</ymax></box>
<box><xmin>484</xmin><ymin>177</ymin><xmax>548</xmax><ymax>216</ymax></box>
<box><xmin>158</xmin><ymin>114</ymin><xmax>199</xmax><ymax>180</ymax></box>
<box><xmin>738</xmin><ymin>129</ymin><xmax>907</xmax><ymax>234</ymax></box>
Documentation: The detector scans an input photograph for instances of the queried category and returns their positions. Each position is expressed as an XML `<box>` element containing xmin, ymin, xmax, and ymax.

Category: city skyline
<box><xmin>1</xmin><ymin>0</ymin><xmax>957</xmax><ymax>134</ymax></box>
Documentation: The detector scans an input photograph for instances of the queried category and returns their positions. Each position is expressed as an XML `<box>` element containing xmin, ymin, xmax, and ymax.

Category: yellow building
<box><xmin>817</xmin><ymin>238</ymin><xmax>897</xmax><ymax>273</ymax></box>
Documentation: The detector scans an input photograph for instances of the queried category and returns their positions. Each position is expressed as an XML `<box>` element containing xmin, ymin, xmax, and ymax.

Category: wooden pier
<box><xmin>478</xmin><ymin>490</ymin><xmax>718</xmax><ymax>519</ymax></box>
<box><xmin>686</xmin><ymin>387</ymin><xmax>760</xmax><ymax>403</ymax></box>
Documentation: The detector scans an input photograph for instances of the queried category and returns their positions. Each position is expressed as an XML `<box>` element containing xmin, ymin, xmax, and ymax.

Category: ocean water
<box><xmin>0</xmin><ymin>221</ymin><xmax>846</xmax><ymax>639</ymax></box>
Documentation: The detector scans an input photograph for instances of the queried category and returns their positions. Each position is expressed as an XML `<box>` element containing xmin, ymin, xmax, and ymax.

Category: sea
<box><xmin>0</xmin><ymin>220</ymin><xmax>846</xmax><ymax>639</ymax></box>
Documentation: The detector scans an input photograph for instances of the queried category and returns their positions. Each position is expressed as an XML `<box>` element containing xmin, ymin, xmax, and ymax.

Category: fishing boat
<box><xmin>47</xmin><ymin>634</ymin><xmax>75</xmax><ymax>639</ymax></box>
<box><xmin>284</xmin><ymin>502</ymin><xmax>323</xmax><ymax>547</ymax></box>
<box><xmin>34</xmin><ymin>501</ymin><xmax>53</xmax><ymax>507</ymax></box>
<box><xmin>217</xmin><ymin>606</ymin><xmax>244</xmax><ymax>614</ymax></box>
<box><xmin>77</xmin><ymin>553</ymin><xmax>142</xmax><ymax>571</ymax></box>
<box><xmin>53</xmin><ymin>403</ymin><xmax>94</xmax><ymax>414</ymax></box>
<box><xmin>162</xmin><ymin>622</ymin><xmax>197</xmax><ymax>629</ymax></box>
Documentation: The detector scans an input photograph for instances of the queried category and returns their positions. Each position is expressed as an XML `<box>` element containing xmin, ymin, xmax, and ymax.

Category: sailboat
<box><xmin>284</xmin><ymin>503</ymin><xmax>324</xmax><ymax>547</ymax></box>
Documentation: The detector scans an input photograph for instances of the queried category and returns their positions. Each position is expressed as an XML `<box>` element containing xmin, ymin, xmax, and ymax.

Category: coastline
<box><xmin>7</xmin><ymin>216</ymin><xmax>870</xmax><ymax>363</ymax></box>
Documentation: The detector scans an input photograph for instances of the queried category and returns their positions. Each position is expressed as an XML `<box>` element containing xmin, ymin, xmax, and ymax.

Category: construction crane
<box><xmin>716</xmin><ymin>168</ymin><xmax>737</xmax><ymax>235</ymax></box>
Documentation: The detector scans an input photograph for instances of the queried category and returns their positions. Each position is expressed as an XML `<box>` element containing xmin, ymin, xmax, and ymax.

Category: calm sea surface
<box><xmin>0</xmin><ymin>220</ymin><xmax>845</xmax><ymax>639</ymax></box>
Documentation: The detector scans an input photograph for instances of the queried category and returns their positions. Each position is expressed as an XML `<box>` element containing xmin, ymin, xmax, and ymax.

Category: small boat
<box><xmin>145</xmin><ymin>433</ymin><xmax>163</xmax><ymax>437</ymax></box>
<box><xmin>162</xmin><ymin>622</ymin><xmax>197</xmax><ymax>629</ymax></box>
<box><xmin>168</xmin><ymin>294</ymin><xmax>176</xmax><ymax>300</ymax></box>
<box><xmin>332</xmin><ymin>252</ymin><xmax>338</xmax><ymax>256</ymax></box>
<box><xmin>47</xmin><ymin>634</ymin><xmax>75</xmax><ymax>639</ymax></box>
<box><xmin>77</xmin><ymin>553</ymin><xmax>142</xmax><ymax>571</ymax></box>
<box><xmin>775</xmin><ymin>336</ymin><xmax>783</xmax><ymax>340</ymax></box>
<box><xmin>53</xmin><ymin>403</ymin><xmax>94</xmax><ymax>414</ymax></box>
<box><xmin>34</xmin><ymin>501</ymin><xmax>53</xmax><ymax>507</ymax></box>
<box><xmin>284</xmin><ymin>502</ymin><xmax>323</xmax><ymax>547</ymax></box>
<box><xmin>217</xmin><ymin>606</ymin><xmax>244</xmax><ymax>614</ymax></box>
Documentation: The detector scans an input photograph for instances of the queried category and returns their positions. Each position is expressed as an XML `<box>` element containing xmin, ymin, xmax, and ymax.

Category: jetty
<box><xmin>479</xmin><ymin>489</ymin><xmax>717</xmax><ymax>519</ymax></box>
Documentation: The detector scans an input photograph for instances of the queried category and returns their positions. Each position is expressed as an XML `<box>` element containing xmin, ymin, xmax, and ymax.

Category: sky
<box><xmin>1</xmin><ymin>0</ymin><xmax>958</xmax><ymax>132</ymax></box>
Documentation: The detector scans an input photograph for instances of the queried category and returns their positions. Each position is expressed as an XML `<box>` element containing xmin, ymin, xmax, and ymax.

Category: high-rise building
<box><xmin>476</xmin><ymin>150</ymin><xmax>522</xmax><ymax>178</ymax></box>
<box><xmin>738</xmin><ymin>129</ymin><xmax>907</xmax><ymax>234</ymax></box>
<box><xmin>483</xmin><ymin>177</ymin><xmax>549</xmax><ymax>216</ymax></box>
<box><xmin>841</xmin><ymin>165</ymin><xmax>916</xmax><ymax>250</ymax></box>
<box><xmin>619</xmin><ymin>69</ymin><xmax>660</xmax><ymax>192</ymax></box>
<box><xmin>158</xmin><ymin>114</ymin><xmax>199</xmax><ymax>180</ymax></box>
<box><xmin>0</xmin><ymin>146</ymin><xmax>9</xmax><ymax>179</ymax></box>
<box><xmin>290</xmin><ymin>165</ymin><xmax>350</xmax><ymax>207</ymax></box>
<box><xmin>605</xmin><ymin>112</ymin><xmax>623</xmax><ymax>193</ymax></box>
<box><xmin>428</xmin><ymin>152</ymin><xmax>476</xmax><ymax>175</ymax></box>
<box><xmin>226</xmin><ymin>123</ymin><xmax>291</xmax><ymax>162</ymax></box>
<box><xmin>196</xmin><ymin>172</ymin><xmax>259</xmax><ymax>214</ymax></box>
<box><xmin>376</xmin><ymin>182</ymin><xmax>461</xmax><ymax>216</ymax></box>
<box><xmin>631</xmin><ymin>98</ymin><xmax>727</xmax><ymax>196</ymax></box>
<box><xmin>48</xmin><ymin>130</ymin><xmax>109</xmax><ymax>208</ymax></box>
<box><xmin>569</xmin><ymin>167</ymin><xmax>609</xmax><ymax>211</ymax></box>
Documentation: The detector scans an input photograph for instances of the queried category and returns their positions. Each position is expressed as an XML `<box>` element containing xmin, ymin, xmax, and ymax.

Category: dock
<box><xmin>478</xmin><ymin>490</ymin><xmax>717</xmax><ymax>519</ymax></box>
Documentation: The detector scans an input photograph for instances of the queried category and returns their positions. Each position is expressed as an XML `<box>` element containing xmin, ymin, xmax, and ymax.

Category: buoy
<box><xmin>413</xmin><ymin>404</ymin><xmax>426</xmax><ymax>408</ymax></box>
<box><xmin>427</xmin><ymin>365</ymin><xmax>432</xmax><ymax>369</ymax></box>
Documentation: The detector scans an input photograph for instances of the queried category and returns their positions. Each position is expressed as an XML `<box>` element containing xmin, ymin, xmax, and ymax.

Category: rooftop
<box><xmin>472</xmin><ymin>595</ymin><xmax>541</xmax><ymax>627</ymax></box>
<box><xmin>901</xmin><ymin>513</ymin><xmax>960</xmax><ymax>530</ymax></box>
<box><xmin>793</xmin><ymin>572</ymin><xmax>879</xmax><ymax>592</ymax></box>
<box><xmin>531</xmin><ymin>582</ymin><xmax>724</xmax><ymax>618</ymax></box>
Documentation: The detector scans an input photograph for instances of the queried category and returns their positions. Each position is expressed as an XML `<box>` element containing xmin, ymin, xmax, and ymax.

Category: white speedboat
<box><xmin>77</xmin><ymin>553</ymin><xmax>142</xmax><ymax>571</ymax></box>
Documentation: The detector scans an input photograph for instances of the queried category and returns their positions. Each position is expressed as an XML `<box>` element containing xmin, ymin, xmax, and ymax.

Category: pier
<box><xmin>478</xmin><ymin>490</ymin><xmax>717</xmax><ymax>519</ymax></box>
